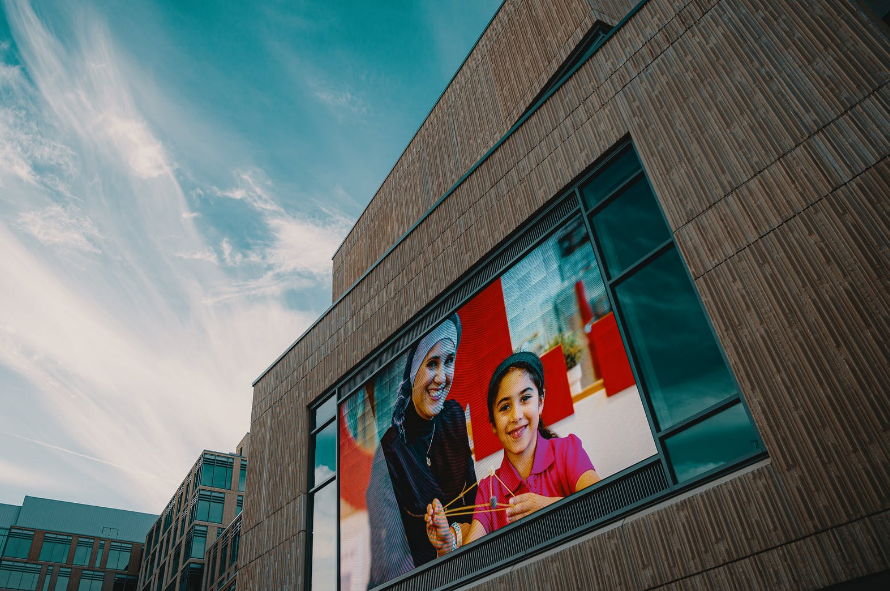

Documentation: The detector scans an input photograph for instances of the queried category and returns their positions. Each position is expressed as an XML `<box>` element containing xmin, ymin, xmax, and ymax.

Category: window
<box><xmin>163</xmin><ymin>506</ymin><xmax>173</xmax><ymax>532</ymax></box>
<box><xmin>72</xmin><ymin>539</ymin><xmax>93</xmax><ymax>566</ymax></box>
<box><xmin>38</xmin><ymin>535</ymin><xmax>71</xmax><ymax>563</ymax></box>
<box><xmin>170</xmin><ymin>543</ymin><xmax>181</xmax><ymax>575</ymax></box>
<box><xmin>191</xmin><ymin>491</ymin><xmax>225</xmax><ymax>524</ymax></box>
<box><xmin>207</xmin><ymin>549</ymin><xmax>216</xmax><ymax>585</ymax></box>
<box><xmin>41</xmin><ymin>566</ymin><xmax>52</xmax><ymax>591</ymax></box>
<box><xmin>3</xmin><ymin>529</ymin><xmax>33</xmax><ymax>559</ymax></box>
<box><xmin>106</xmin><ymin>542</ymin><xmax>132</xmax><ymax>571</ymax></box>
<box><xmin>0</xmin><ymin>529</ymin><xmax>7</xmax><ymax>556</ymax></box>
<box><xmin>307</xmin><ymin>141</ymin><xmax>764</xmax><ymax>589</ymax></box>
<box><xmin>93</xmin><ymin>541</ymin><xmax>104</xmax><ymax>568</ymax></box>
<box><xmin>307</xmin><ymin>397</ymin><xmax>336</xmax><ymax>591</ymax></box>
<box><xmin>183</xmin><ymin>526</ymin><xmax>207</xmax><ymax>560</ymax></box>
<box><xmin>580</xmin><ymin>145</ymin><xmax>762</xmax><ymax>482</ymax></box>
<box><xmin>77</xmin><ymin>571</ymin><xmax>104</xmax><ymax>591</ymax></box>
<box><xmin>176</xmin><ymin>564</ymin><xmax>202</xmax><ymax>591</ymax></box>
<box><xmin>112</xmin><ymin>574</ymin><xmax>138</xmax><ymax>591</ymax></box>
<box><xmin>54</xmin><ymin>568</ymin><xmax>70</xmax><ymax>591</ymax></box>
<box><xmin>229</xmin><ymin>530</ymin><xmax>239</xmax><ymax>568</ymax></box>
<box><xmin>199</xmin><ymin>455</ymin><xmax>234</xmax><ymax>490</ymax></box>
<box><xmin>235</xmin><ymin>496</ymin><xmax>243</xmax><ymax>516</ymax></box>
<box><xmin>0</xmin><ymin>561</ymin><xmax>40</xmax><ymax>590</ymax></box>
<box><xmin>217</xmin><ymin>541</ymin><xmax>227</xmax><ymax>578</ymax></box>
<box><xmin>237</xmin><ymin>463</ymin><xmax>247</xmax><ymax>493</ymax></box>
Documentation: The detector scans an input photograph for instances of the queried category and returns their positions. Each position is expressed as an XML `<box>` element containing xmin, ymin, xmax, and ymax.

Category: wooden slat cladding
<box><xmin>245</xmin><ymin>0</ymin><xmax>890</xmax><ymax>589</ymax></box>
<box><xmin>332</xmin><ymin>0</ymin><xmax>604</xmax><ymax>298</ymax></box>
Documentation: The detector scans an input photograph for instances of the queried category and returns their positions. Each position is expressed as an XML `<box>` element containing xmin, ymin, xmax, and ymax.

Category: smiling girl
<box><xmin>426</xmin><ymin>351</ymin><xmax>599</xmax><ymax>554</ymax></box>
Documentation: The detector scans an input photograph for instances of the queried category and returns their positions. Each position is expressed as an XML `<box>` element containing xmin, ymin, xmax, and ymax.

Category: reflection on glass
<box><xmin>615</xmin><ymin>248</ymin><xmax>736</xmax><ymax>429</ymax></box>
<box><xmin>580</xmin><ymin>147</ymin><xmax>642</xmax><ymax>209</ymax></box>
<box><xmin>314</xmin><ymin>421</ymin><xmax>336</xmax><ymax>486</ymax></box>
<box><xmin>665</xmin><ymin>403</ymin><xmax>760</xmax><ymax>481</ymax></box>
<box><xmin>316</xmin><ymin>396</ymin><xmax>337</xmax><ymax>428</ymax></box>
<box><xmin>592</xmin><ymin>177</ymin><xmax>672</xmax><ymax>278</ymax></box>
<box><xmin>311</xmin><ymin>483</ymin><xmax>337</xmax><ymax>591</ymax></box>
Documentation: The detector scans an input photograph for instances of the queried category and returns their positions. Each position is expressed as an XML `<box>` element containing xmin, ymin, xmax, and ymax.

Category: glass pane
<box><xmin>313</xmin><ymin>421</ymin><xmax>336</xmax><ymax>485</ymax></box>
<box><xmin>209</xmin><ymin>501</ymin><xmax>224</xmax><ymax>524</ymax></box>
<box><xmin>615</xmin><ymin>247</ymin><xmax>737</xmax><ymax>429</ymax></box>
<box><xmin>592</xmin><ymin>176</ymin><xmax>672</xmax><ymax>278</ymax></box>
<box><xmin>310</xmin><ymin>483</ymin><xmax>336</xmax><ymax>591</ymax></box>
<box><xmin>665</xmin><ymin>402</ymin><xmax>762</xmax><ymax>481</ymax></box>
<box><xmin>315</xmin><ymin>396</ymin><xmax>336</xmax><ymax>428</ymax></box>
<box><xmin>580</xmin><ymin>147</ymin><xmax>642</xmax><ymax>209</ymax></box>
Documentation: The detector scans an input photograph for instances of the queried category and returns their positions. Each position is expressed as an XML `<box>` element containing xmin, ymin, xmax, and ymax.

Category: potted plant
<box><xmin>548</xmin><ymin>331</ymin><xmax>583</xmax><ymax>394</ymax></box>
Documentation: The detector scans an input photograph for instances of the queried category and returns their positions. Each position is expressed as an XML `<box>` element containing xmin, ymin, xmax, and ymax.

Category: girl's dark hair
<box><xmin>487</xmin><ymin>351</ymin><xmax>558</xmax><ymax>439</ymax></box>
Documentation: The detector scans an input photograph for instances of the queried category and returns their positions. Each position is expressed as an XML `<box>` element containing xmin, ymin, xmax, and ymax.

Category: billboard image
<box><xmin>338</xmin><ymin>216</ymin><xmax>658</xmax><ymax>590</ymax></box>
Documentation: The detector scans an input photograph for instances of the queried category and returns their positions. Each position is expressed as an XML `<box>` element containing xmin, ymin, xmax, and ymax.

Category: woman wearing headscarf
<box><xmin>365</xmin><ymin>313</ymin><xmax>476</xmax><ymax>586</ymax></box>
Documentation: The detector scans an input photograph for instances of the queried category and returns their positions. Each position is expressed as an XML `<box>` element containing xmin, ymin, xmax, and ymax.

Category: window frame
<box><xmin>305</xmin><ymin>391</ymin><xmax>338</xmax><ymax>591</ymax></box>
<box><xmin>302</xmin><ymin>139</ymin><xmax>766</xmax><ymax>591</ymax></box>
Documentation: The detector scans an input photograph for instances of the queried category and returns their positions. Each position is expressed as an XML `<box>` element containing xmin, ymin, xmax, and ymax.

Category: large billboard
<box><xmin>338</xmin><ymin>215</ymin><xmax>657</xmax><ymax>590</ymax></box>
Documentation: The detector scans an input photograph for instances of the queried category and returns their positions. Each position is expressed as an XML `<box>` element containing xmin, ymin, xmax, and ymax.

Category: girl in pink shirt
<box><xmin>426</xmin><ymin>351</ymin><xmax>600</xmax><ymax>554</ymax></box>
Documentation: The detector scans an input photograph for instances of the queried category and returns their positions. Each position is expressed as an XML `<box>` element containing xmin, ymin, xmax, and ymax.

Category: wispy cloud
<box><xmin>314</xmin><ymin>88</ymin><xmax>369</xmax><ymax>116</ymax></box>
<box><xmin>212</xmin><ymin>168</ymin><xmax>282</xmax><ymax>213</ymax></box>
<box><xmin>0</xmin><ymin>0</ymin><xmax>333</xmax><ymax>511</ymax></box>
<box><xmin>206</xmin><ymin>169</ymin><xmax>353</xmax><ymax>302</ymax></box>
<box><xmin>17</xmin><ymin>205</ymin><xmax>102</xmax><ymax>253</ymax></box>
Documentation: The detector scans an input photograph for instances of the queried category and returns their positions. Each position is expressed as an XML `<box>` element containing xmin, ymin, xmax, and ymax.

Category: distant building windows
<box><xmin>53</xmin><ymin>568</ymin><xmax>70</xmax><ymax>591</ymax></box>
<box><xmin>235</xmin><ymin>496</ymin><xmax>243</xmax><ymax>516</ymax></box>
<box><xmin>192</xmin><ymin>491</ymin><xmax>226</xmax><ymax>524</ymax></box>
<box><xmin>207</xmin><ymin>549</ymin><xmax>217</xmax><ymax>585</ymax></box>
<box><xmin>94</xmin><ymin>541</ymin><xmax>105</xmax><ymax>568</ymax></box>
<box><xmin>176</xmin><ymin>564</ymin><xmax>202</xmax><ymax>591</ymax></box>
<box><xmin>238</xmin><ymin>463</ymin><xmax>247</xmax><ymax>493</ymax></box>
<box><xmin>112</xmin><ymin>574</ymin><xmax>138</xmax><ymax>591</ymax></box>
<box><xmin>200</xmin><ymin>455</ymin><xmax>234</xmax><ymax>490</ymax></box>
<box><xmin>105</xmin><ymin>542</ymin><xmax>132</xmax><ymax>571</ymax></box>
<box><xmin>229</xmin><ymin>530</ymin><xmax>240</xmax><ymax>568</ymax></box>
<box><xmin>40</xmin><ymin>566</ymin><xmax>52</xmax><ymax>591</ymax></box>
<box><xmin>37</xmin><ymin>534</ymin><xmax>71</xmax><ymax>564</ymax></box>
<box><xmin>0</xmin><ymin>529</ymin><xmax>8</xmax><ymax>556</ymax></box>
<box><xmin>218</xmin><ymin>539</ymin><xmax>228</xmax><ymax>579</ymax></box>
<box><xmin>184</xmin><ymin>526</ymin><xmax>207</xmax><ymax>560</ymax></box>
<box><xmin>2</xmin><ymin>529</ymin><xmax>34</xmax><ymax>560</ymax></box>
<box><xmin>77</xmin><ymin>570</ymin><xmax>104</xmax><ymax>591</ymax></box>
<box><xmin>72</xmin><ymin>538</ymin><xmax>93</xmax><ymax>566</ymax></box>
<box><xmin>0</xmin><ymin>560</ymin><xmax>41</xmax><ymax>590</ymax></box>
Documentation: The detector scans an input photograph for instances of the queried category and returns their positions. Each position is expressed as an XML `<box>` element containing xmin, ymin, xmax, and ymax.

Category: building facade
<box><xmin>241</xmin><ymin>1</ymin><xmax>890</xmax><ymax>590</ymax></box>
<box><xmin>137</xmin><ymin>436</ymin><xmax>248</xmax><ymax>591</ymax></box>
<box><xmin>0</xmin><ymin>496</ymin><xmax>156</xmax><ymax>591</ymax></box>
<box><xmin>199</xmin><ymin>515</ymin><xmax>240</xmax><ymax>591</ymax></box>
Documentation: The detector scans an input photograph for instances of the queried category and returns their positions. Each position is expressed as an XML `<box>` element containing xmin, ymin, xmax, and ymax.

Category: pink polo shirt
<box><xmin>473</xmin><ymin>432</ymin><xmax>595</xmax><ymax>534</ymax></box>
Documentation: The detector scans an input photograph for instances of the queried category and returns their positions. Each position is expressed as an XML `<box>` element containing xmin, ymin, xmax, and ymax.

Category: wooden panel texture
<box><xmin>331</xmin><ymin>0</ymin><xmax>609</xmax><ymax>299</ymax></box>
<box><xmin>244</xmin><ymin>0</ymin><xmax>890</xmax><ymax>588</ymax></box>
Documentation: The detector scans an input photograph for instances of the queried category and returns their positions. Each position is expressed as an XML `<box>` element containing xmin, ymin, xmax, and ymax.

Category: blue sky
<box><xmin>0</xmin><ymin>0</ymin><xmax>501</xmax><ymax>513</ymax></box>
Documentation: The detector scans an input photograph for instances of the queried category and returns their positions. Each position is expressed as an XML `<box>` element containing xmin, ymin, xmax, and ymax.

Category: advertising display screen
<box><xmin>338</xmin><ymin>215</ymin><xmax>658</xmax><ymax>590</ymax></box>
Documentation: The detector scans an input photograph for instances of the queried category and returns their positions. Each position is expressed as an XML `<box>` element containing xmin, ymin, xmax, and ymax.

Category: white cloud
<box><xmin>213</xmin><ymin>168</ymin><xmax>282</xmax><ymax>213</ymax></box>
<box><xmin>314</xmin><ymin>88</ymin><xmax>369</xmax><ymax>116</ymax></box>
<box><xmin>0</xmin><ymin>105</ymin><xmax>77</xmax><ymax>191</ymax></box>
<box><xmin>102</xmin><ymin>114</ymin><xmax>171</xmax><ymax>179</ymax></box>
<box><xmin>175</xmin><ymin>247</ymin><xmax>219</xmax><ymax>265</ymax></box>
<box><xmin>17</xmin><ymin>205</ymin><xmax>102</xmax><ymax>253</ymax></box>
<box><xmin>264</xmin><ymin>213</ymin><xmax>351</xmax><ymax>277</ymax></box>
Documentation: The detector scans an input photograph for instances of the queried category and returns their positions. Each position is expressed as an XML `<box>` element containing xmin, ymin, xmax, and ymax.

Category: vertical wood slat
<box><xmin>245</xmin><ymin>1</ymin><xmax>890</xmax><ymax>589</ymax></box>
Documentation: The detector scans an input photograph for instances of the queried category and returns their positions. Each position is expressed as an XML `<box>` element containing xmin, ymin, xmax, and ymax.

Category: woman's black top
<box><xmin>379</xmin><ymin>399</ymin><xmax>476</xmax><ymax>568</ymax></box>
